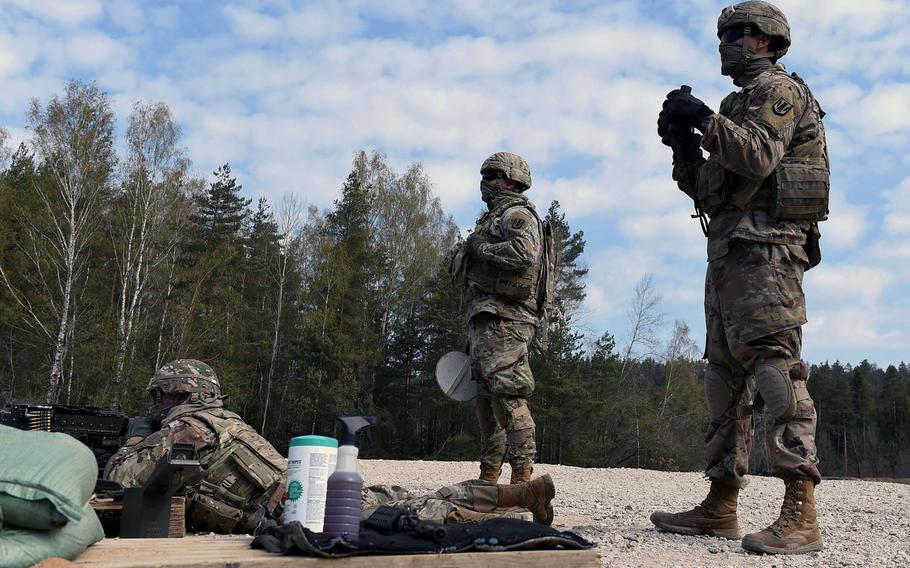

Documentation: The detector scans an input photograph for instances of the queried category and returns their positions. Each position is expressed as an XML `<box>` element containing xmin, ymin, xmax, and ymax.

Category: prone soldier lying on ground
<box><xmin>362</xmin><ymin>474</ymin><xmax>556</xmax><ymax>525</ymax></box>
<box><xmin>104</xmin><ymin>359</ymin><xmax>287</xmax><ymax>534</ymax></box>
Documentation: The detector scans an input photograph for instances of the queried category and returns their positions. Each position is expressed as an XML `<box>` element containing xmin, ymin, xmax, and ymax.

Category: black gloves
<box><xmin>662</xmin><ymin>87</ymin><xmax>714</xmax><ymax>132</ymax></box>
<box><xmin>658</xmin><ymin>112</ymin><xmax>703</xmax><ymax>164</ymax></box>
<box><xmin>465</xmin><ymin>232</ymin><xmax>488</xmax><ymax>258</ymax></box>
<box><xmin>658</xmin><ymin>86</ymin><xmax>712</xmax><ymax>164</ymax></box>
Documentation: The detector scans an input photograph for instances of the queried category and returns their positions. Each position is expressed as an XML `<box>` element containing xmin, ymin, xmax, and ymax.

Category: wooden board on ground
<box><xmin>73</xmin><ymin>535</ymin><xmax>600</xmax><ymax>568</ymax></box>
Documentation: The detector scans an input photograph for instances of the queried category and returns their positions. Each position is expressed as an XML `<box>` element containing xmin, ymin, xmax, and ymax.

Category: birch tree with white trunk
<box><xmin>109</xmin><ymin>101</ymin><xmax>190</xmax><ymax>403</ymax></box>
<box><xmin>261</xmin><ymin>194</ymin><xmax>304</xmax><ymax>434</ymax></box>
<box><xmin>24</xmin><ymin>81</ymin><xmax>115</xmax><ymax>403</ymax></box>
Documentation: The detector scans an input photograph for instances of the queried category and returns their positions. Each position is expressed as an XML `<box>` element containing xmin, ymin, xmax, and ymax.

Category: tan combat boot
<box><xmin>742</xmin><ymin>478</ymin><xmax>823</xmax><ymax>554</ymax></box>
<box><xmin>510</xmin><ymin>465</ymin><xmax>532</xmax><ymax>484</ymax></box>
<box><xmin>497</xmin><ymin>473</ymin><xmax>556</xmax><ymax>525</ymax></box>
<box><xmin>479</xmin><ymin>465</ymin><xmax>501</xmax><ymax>484</ymax></box>
<box><xmin>650</xmin><ymin>480</ymin><xmax>741</xmax><ymax>539</ymax></box>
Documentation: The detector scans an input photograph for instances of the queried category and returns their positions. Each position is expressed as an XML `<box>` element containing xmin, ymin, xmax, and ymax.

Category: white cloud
<box><xmin>807</xmin><ymin>263</ymin><xmax>893</xmax><ymax>307</ymax></box>
<box><xmin>9</xmin><ymin>0</ymin><xmax>103</xmax><ymax>26</ymax></box>
<box><xmin>106</xmin><ymin>1</ymin><xmax>143</xmax><ymax>33</ymax></box>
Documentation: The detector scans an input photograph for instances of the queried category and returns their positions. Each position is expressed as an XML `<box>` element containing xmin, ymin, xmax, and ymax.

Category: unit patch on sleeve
<box><xmin>510</xmin><ymin>217</ymin><xmax>526</xmax><ymax>230</ymax></box>
<box><xmin>772</xmin><ymin>97</ymin><xmax>793</xmax><ymax>116</ymax></box>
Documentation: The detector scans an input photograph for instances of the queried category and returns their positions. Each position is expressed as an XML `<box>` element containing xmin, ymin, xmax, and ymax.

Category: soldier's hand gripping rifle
<box><xmin>659</xmin><ymin>85</ymin><xmax>710</xmax><ymax>237</ymax></box>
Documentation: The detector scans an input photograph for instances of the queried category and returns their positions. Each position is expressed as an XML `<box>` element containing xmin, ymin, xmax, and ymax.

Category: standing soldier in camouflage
<box><xmin>450</xmin><ymin>152</ymin><xmax>545</xmax><ymax>485</ymax></box>
<box><xmin>650</xmin><ymin>1</ymin><xmax>829</xmax><ymax>555</ymax></box>
<box><xmin>105</xmin><ymin>360</ymin><xmax>287</xmax><ymax>534</ymax></box>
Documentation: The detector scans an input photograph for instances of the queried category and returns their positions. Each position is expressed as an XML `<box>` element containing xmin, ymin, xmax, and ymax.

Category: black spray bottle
<box><xmin>321</xmin><ymin>416</ymin><xmax>376</xmax><ymax>542</ymax></box>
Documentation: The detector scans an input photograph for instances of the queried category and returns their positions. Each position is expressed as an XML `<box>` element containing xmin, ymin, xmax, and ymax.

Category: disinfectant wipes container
<box><xmin>284</xmin><ymin>435</ymin><xmax>338</xmax><ymax>531</ymax></box>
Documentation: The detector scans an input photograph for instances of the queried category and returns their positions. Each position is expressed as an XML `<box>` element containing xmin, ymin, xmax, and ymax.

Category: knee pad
<box><xmin>754</xmin><ymin>358</ymin><xmax>796</xmax><ymax>421</ymax></box>
<box><xmin>702</xmin><ymin>363</ymin><xmax>734</xmax><ymax>420</ymax></box>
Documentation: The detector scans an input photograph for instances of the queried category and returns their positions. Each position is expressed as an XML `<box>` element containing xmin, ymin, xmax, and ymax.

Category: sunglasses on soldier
<box><xmin>720</xmin><ymin>25</ymin><xmax>748</xmax><ymax>43</ymax></box>
<box><xmin>481</xmin><ymin>170</ymin><xmax>507</xmax><ymax>182</ymax></box>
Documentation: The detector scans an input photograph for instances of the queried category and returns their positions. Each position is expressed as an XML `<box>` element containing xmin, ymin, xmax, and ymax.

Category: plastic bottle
<box><xmin>321</xmin><ymin>416</ymin><xmax>376</xmax><ymax>542</ymax></box>
<box><xmin>283</xmin><ymin>435</ymin><xmax>338</xmax><ymax>531</ymax></box>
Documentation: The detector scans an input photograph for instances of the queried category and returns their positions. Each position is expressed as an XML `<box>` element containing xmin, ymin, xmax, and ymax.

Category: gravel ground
<box><xmin>361</xmin><ymin>459</ymin><xmax>910</xmax><ymax>568</ymax></box>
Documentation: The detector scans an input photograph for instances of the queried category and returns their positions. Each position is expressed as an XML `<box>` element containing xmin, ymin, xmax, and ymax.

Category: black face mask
<box><xmin>480</xmin><ymin>180</ymin><xmax>498</xmax><ymax>204</ymax></box>
<box><xmin>719</xmin><ymin>41</ymin><xmax>753</xmax><ymax>77</ymax></box>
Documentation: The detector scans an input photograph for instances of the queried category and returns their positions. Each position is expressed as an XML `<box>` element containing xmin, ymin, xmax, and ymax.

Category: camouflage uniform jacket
<box><xmin>673</xmin><ymin>64</ymin><xmax>828</xmax><ymax>261</ymax></box>
<box><xmin>105</xmin><ymin>400</ymin><xmax>286</xmax><ymax>531</ymax></box>
<box><xmin>457</xmin><ymin>193</ymin><xmax>544</xmax><ymax>325</ymax></box>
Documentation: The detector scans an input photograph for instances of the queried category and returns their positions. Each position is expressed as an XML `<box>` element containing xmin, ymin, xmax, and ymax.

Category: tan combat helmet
<box><xmin>148</xmin><ymin>359</ymin><xmax>221</xmax><ymax>398</ymax></box>
<box><xmin>718</xmin><ymin>1</ymin><xmax>791</xmax><ymax>59</ymax></box>
<box><xmin>480</xmin><ymin>152</ymin><xmax>532</xmax><ymax>190</ymax></box>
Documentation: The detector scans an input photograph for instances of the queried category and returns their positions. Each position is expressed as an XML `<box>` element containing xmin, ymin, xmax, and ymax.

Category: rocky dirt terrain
<box><xmin>361</xmin><ymin>459</ymin><xmax>910</xmax><ymax>567</ymax></box>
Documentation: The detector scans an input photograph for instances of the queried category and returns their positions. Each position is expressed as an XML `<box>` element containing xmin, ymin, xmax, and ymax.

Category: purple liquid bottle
<box><xmin>321</xmin><ymin>416</ymin><xmax>376</xmax><ymax>543</ymax></box>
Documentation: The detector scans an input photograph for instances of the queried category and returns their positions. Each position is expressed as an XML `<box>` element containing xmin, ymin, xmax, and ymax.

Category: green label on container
<box><xmin>287</xmin><ymin>480</ymin><xmax>303</xmax><ymax>501</ymax></box>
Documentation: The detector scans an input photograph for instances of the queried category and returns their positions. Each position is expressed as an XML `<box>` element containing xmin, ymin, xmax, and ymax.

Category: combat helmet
<box><xmin>480</xmin><ymin>152</ymin><xmax>532</xmax><ymax>190</ymax></box>
<box><xmin>147</xmin><ymin>359</ymin><xmax>221</xmax><ymax>398</ymax></box>
<box><xmin>717</xmin><ymin>1</ymin><xmax>791</xmax><ymax>59</ymax></box>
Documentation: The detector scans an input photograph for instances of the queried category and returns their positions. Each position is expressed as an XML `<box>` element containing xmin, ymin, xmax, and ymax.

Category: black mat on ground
<box><xmin>252</xmin><ymin>514</ymin><xmax>593</xmax><ymax>558</ymax></box>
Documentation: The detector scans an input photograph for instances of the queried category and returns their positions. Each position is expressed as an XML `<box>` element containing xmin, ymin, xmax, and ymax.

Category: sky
<box><xmin>0</xmin><ymin>0</ymin><xmax>908</xmax><ymax>366</ymax></box>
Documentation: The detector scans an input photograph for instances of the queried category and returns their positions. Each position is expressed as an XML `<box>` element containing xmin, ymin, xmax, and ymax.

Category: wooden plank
<box><xmin>73</xmin><ymin>536</ymin><xmax>600</xmax><ymax>567</ymax></box>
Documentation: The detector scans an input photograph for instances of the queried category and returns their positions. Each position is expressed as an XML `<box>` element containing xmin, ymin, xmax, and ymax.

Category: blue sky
<box><xmin>1</xmin><ymin>0</ymin><xmax>908</xmax><ymax>366</ymax></box>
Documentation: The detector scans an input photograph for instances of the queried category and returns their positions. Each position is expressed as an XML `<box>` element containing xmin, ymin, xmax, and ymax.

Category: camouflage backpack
<box><xmin>533</xmin><ymin>212</ymin><xmax>558</xmax><ymax>354</ymax></box>
<box><xmin>182</xmin><ymin>408</ymin><xmax>286</xmax><ymax>533</ymax></box>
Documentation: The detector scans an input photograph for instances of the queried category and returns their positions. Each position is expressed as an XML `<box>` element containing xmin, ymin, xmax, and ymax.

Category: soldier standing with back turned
<box><xmin>450</xmin><ymin>152</ymin><xmax>545</xmax><ymax>485</ymax></box>
<box><xmin>650</xmin><ymin>1</ymin><xmax>829</xmax><ymax>555</ymax></box>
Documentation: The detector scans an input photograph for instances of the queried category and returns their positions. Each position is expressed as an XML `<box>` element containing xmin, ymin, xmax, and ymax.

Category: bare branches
<box><xmin>620</xmin><ymin>274</ymin><xmax>664</xmax><ymax>381</ymax></box>
<box><xmin>109</xmin><ymin>100</ymin><xmax>191</xmax><ymax>402</ymax></box>
<box><xmin>25</xmin><ymin>80</ymin><xmax>115</xmax><ymax>402</ymax></box>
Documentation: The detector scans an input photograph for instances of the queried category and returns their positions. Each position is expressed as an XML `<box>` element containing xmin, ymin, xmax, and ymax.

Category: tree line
<box><xmin>2</xmin><ymin>80</ymin><xmax>909</xmax><ymax>479</ymax></box>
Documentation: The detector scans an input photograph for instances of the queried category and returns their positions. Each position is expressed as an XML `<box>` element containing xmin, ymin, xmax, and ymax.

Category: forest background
<box><xmin>2</xmin><ymin>81</ymin><xmax>909</xmax><ymax>479</ymax></box>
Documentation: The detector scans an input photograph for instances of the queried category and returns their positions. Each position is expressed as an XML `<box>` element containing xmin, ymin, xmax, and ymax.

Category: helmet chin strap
<box><xmin>727</xmin><ymin>24</ymin><xmax>780</xmax><ymax>80</ymax></box>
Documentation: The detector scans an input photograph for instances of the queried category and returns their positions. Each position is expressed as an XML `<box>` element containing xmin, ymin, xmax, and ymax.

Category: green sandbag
<box><xmin>0</xmin><ymin>424</ymin><xmax>97</xmax><ymax>530</ymax></box>
<box><xmin>0</xmin><ymin>502</ymin><xmax>105</xmax><ymax>568</ymax></box>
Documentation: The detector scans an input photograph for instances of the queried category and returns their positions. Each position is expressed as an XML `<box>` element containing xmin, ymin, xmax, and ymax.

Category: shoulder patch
<box><xmin>501</xmin><ymin>206</ymin><xmax>537</xmax><ymax>235</ymax></box>
<box><xmin>772</xmin><ymin>97</ymin><xmax>793</xmax><ymax>116</ymax></box>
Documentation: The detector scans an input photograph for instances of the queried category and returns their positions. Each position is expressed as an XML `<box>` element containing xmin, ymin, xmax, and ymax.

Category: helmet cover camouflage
<box><xmin>148</xmin><ymin>359</ymin><xmax>221</xmax><ymax>397</ymax></box>
<box><xmin>480</xmin><ymin>152</ymin><xmax>532</xmax><ymax>190</ymax></box>
<box><xmin>717</xmin><ymin>1</ymin><xmax>791</xmax><ymax>56</ymax></box>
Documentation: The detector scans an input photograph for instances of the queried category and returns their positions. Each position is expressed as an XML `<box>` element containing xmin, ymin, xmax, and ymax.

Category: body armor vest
<box><xmin>697</xmin><ymin>69</ymin><xmax>829</xmax><ymax>221</ymax></box>
<box><xmin>465</xmin><ymin>201</ymin><xmax>543</xmax><ymax>308</ymax></box>
<box><xmin>181</xmin><ymin>408</ymin><xmax>286</xmax><ymax>533</ymax></box>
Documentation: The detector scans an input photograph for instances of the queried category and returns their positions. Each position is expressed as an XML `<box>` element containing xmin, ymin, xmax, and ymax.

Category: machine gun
<box><xmin>0</xmin><ymin>400</ymin><xmax>129</xmax><ymax>476</ymax></box>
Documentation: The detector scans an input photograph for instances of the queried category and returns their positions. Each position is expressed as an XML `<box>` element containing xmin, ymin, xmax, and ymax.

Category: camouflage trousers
<box><xmin>360</xmin><ymin>481</ymin><xmax>523</xmax><ymax>524</ymax></box>
<box><xmin>469</xmin><ymin>313</ymin><xmax>536</xmax><ymax>472</ymax></box>
<box><xmin>703</xmin><ymin>240</ymin><xmax>821</xmax><ymax>487</ymax></box>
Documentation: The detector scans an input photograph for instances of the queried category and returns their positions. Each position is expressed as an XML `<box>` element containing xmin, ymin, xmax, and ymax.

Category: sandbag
<box><xmin>0</xmin><ymin>424</ymin><xmax>97</xmax><ymax>530</ymax></box>
<box><xmin>0</xmin><ymin>502</ymin><xmax>104</xmax><ymax>568</ymax></box>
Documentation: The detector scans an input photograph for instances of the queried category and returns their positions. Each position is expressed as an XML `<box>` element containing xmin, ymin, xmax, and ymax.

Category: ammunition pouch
<box><xmin>804</xmin><ymin>222</ymin><xmax>822</xmax><ymax>269</ymax></box>
<box><xmin>187</xmin><ymin>491</ymin><xmax>242</xmax><ymax>534</ymax></box>
<box><xmin>466</xmin><ymin>261</ymin><xmax>539</xmax><ymax>301</ymax></box>
<box><xmin>769</xmin><ymin>157</ymin><xmax>829</xmax><ymax>221</ymax></box>
<box><xmin>696</xmin><ymin>158</ymin><xmax>728</xmax><ymax>216</ymax></box>
<box><xmin>185</xmin><ymin>411</ymin><xmax>286</xmax><ymax>533</ymax></box>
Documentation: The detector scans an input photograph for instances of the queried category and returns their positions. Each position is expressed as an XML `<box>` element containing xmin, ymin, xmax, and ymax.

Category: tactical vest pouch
<box><xmin>494</xmin><ymin>270</ymin><xmax>537</xmax><ymax>300</ymax></box>
<box><xmin>464</xmin><ymin>256</ymin><xmax>538</xmax><ymax>301</ymax></box>
<box><xmin>804</xmin><ymin>222</ymin><xmax>822</xmax><ymax>269</ymax></box>
<box><xmin>770</xmin><ymin>157</ymin><xmax>829</xmax><ymax>221</ymax></box>
<box><xmin>188</xmin><ymin>491</ymin><xmax>242</xmax><ymax>533</ymax></box>
<box><xmin>696</xmin><ymin>158</ymin><xmax>727</xmax><ymax>215</ymax></box>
